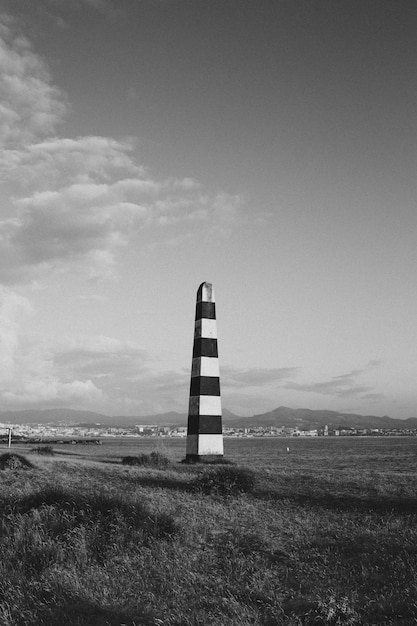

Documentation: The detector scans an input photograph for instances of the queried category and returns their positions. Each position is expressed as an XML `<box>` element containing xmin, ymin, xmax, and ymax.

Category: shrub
<box><xmin>195</xmin><ymin>465</ymin><xmax>256</xmax><ymax>496</ymax></box>
<box><xmin>122</xmin><ymin>451</ymin><xmax>171</xmax><ymax>470</ymax></box>
<box><xmin>0</xmin><ymin>453</ymin><xmax>33</xmax><ymax>470</ymax></box>
<box><xmin>31</xmin><ymin>445</ymin><xmax>54</xmax><ymax>455</ymax></box>
<box><xmin>121</xmin><ymin>455</ymin><xmax>139</xmax><ymax>466</ymax></box>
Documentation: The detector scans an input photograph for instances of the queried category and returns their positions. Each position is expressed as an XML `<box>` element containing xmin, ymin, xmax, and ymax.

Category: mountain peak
<box><xmin>0</xmin><ymin>406</ymin><xmax>415</xmax><ymax>429</ymax></box>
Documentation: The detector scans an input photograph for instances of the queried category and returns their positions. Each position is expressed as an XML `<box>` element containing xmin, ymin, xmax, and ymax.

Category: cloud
<box><xmin>0</xmin><ymin>14</ymin><xmax>246</xmax><ymax>414</ymax></box>
<box><xmin>333</xmin><ymin>369</ymin><xmax>365</xmax><ymax>380</ymax></box>
<box><xmin>0</xmin><ymin>135</ymin><xmax>243</xmax><ymax>283</ymax></box>
<box><xmin>2</xmin><ymin>379</ymin><xmax>103</xmax><ymax>408</ymax></box>
<box><xmin>2</xmin><ymin>347</ymin><xmax>301</xmax><ymax>415</ymax></box>
<box><xmin>0</xmin><ymin>287</ymin><xmax>33</xmax><ymax>381</ymax></box>
<box><xmin>0</xmin><ymin>19</ymin><xmax>67</xmax><ymax>149</ymax></box>
<box><xmin>10</xmin><ymin>178</ymin><xmax>148</xmax><ymax>278</ymax></box>
<box><xmin>0</xmin><ymin>318</ymin><xmax>159</xmax><ymax>412</ymax></box>
<box><xmin>221</xmin><ymin>366</ymin><xmax>300</xmax><ymax>389</ymax></box>
<box><xmin>53</xmin><ymin>335</ymin><xmax>149</xmax><ymax>381</ymax></box>
<box><xmin>219</xmin><ymin>366</ymin><xmax>302</xmax><ymax>416</ymax></box>
<box><xmin>0</xmin><ymin>288</ymin><xmax>104</xmax><ymax>408</ymax></box>
<box><xmin>0</xmin><ymin>135</ymin><xmax>143</xmax><ymax>185</ymax></box>
<box><xmin>360</xmin><ymin>393</ymin><xmax>385</xmax><ymax>402</ymax></box>
<box><xmin>284</xmin><ymin>365</ymin><xmax>380</xmax><ymax>399</ymax></box>
<box><xmin>0</xmin><ymin>16</ymin><xmax>244</xmax><ymax>286</ymax></box>
<box><xmin>35</xmin><ymin>333</ymin><xmax>188</xmax><ymax>415</ymax></box>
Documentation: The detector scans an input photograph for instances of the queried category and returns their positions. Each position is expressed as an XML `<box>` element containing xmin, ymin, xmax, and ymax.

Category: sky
<box><xmin>0</xmin><ymin>0</ymin><xmax>416</xmax><ymax>419</ymax></box>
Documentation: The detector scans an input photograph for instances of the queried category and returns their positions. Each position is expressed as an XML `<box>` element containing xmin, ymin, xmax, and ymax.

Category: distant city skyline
<box><xmin>0</xmin><ymin>1</ymin><xmax>416</xmax><ymax>418</ymax></box>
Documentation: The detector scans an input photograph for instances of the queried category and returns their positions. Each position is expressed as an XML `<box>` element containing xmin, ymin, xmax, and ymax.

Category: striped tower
<box><xmin>186</xmin><ymin>282</ymin><xmax>223</xmax><ymax>462</ymax></box>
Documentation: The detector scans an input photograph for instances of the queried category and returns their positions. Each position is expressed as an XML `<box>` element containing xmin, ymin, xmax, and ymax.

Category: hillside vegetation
<box><xmin>0</xmin><ymin>438</ymin><xmax>416</xmax><ymax>625</ymax></box>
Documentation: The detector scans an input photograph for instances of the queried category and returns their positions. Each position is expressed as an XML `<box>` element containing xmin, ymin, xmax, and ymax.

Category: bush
<box><xmin>31</xmin><ymin>445</ymin><xmax>54</xmax><ymax>455</ymax></box>
<box><xmin>121</xmin><ymin>455</ymin><xmax>138</xmax><ymax>466</ymax></box>
<box><xmin>195</xmin><ymin>465</ymin><xmax>256</xmax><ymax>496</ymax></box>
<box><xmin>0</xmin><ymin>453</ymin><xmax>33</xmax><ymax>470</ymax></box>
<box><xmin>122</xmin><ymin>451</ymin><xmax>171</xmax><ymax>470</ymax></box>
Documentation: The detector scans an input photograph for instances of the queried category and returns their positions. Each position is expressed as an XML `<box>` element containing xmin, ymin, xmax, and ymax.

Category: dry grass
<box><xmin>0</xmin><ymin>439</ymin><xmax>416</xmax><ymax>625</ymax></box>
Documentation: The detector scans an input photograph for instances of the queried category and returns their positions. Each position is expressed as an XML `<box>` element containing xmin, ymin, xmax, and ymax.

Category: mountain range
<box><xmin>0</xmin><ymin>407</ymin><xmax>416</xmax><ymax>430</ymax></box>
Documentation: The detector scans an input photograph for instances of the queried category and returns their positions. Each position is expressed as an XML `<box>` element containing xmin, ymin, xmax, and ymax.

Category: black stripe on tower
<box><xmin>190</xmin><ymin>376</ymin><xmax>221</xmax><ymax>396</ymax></box>
<box><xmin>195</xmin><ymin>301</ymin><xmax>216</xmax><ymax>320</ymax></box>
<box><xmin>187</xmin><ymin>415</ymin><xmax>223</xmax><ymax>435</ymax></box>
<box><xmin>192</xmin><ymin>338</ymin><xmax>218</xmax><ymax>358</ymax></box>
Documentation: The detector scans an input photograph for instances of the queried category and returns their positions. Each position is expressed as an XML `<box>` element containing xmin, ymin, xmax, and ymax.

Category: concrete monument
<box><xmin>186</xmin><ymin>282</ymin><xmax>223</xmax><ymax>461</ymax></box>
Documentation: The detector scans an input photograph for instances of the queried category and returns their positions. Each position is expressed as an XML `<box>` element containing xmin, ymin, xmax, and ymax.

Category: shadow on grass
<box><xmin>35</xmin><ymin>591</ymin><xmax>156</xmax><ymax>626</ymax></box>
<box><xmin>122</xmin><ymin>470</ymin><xmax>417</xmax><ymax>513</ymax></box>
<box><xmin>43</xmin><ymin>449</ymin><xmax>121</xmax><ymax>463</ymax></box>
<box><xmin>256</xmin><ymin>488</ymin><xmax>417</xmax><ymax>515</ymax></box>
<box><xmin>123</xmin><ymin>473</ymin><xmax>193</xmax><ymax>491</ymax></box>
<box><xmin>44</xmin><ymin>450</ymin><xmax>175</xmax><ymax>467</ymax></box>
<box><xmin>1</xmin><ymin>486</ymin><xmax>178</xmax><ymax>540</ymax></box>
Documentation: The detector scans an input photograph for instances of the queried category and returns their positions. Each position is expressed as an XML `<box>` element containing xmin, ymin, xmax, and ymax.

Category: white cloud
<box><xmin>0</xmin><ymin>287</ymin><xmax>33</xmax><ymax>381</ymax></box>
<box><xmin>0</xmin><ymin>329</ymin><xmax>187</xmax><ymax>415</ymax></box>
<box><xmin>2</xmin><ymin>379</ymin><xmax>103</xmax><ymax>407</ymax></box>
<box><xmin>0</xmin><ymin>14</ymin><xmax>246</xmax><ymax>414</ymax></box>
<box><xmin>0</xmin><ymin>136</ymin><xmax>143</xmax><ymax>185</ymax></box>
<box><xmin>0</xmin><ymin>16</ymin><xmax>244</xmax><ymax>286</ymax></box>
<box><xmin>0</xmin><ymin>134</ymin><xmax>243</xmax><ymax>284</ymax></box>
<box><xmin>284</xmin><ymin>365</ymin><xmax>381</xmax><ymax>399</ymax></box>
<box><xmin>0</xmin><ymin>288</ymin><xmax>104</xmax><ymax>408</ymax></box>
<box><xmin>0</xmin><ymin>19</ymin><xmax>66</xmax><ymax>149</ymax></box>
<box><xmin>221</xmin><ymin>366</ymin><xmax>300</xmax><ymax>389</ymax></box>
<box><xmin>0</xmin><ymin>313</ymin><xmax>150</xmax><ymax>411</ymax></box>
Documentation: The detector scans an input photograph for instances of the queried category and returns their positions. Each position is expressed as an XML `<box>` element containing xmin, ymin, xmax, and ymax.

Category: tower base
<box><xmin>186</xmin><ymin>433</ymin><xmax>224</xmax><ymax>457</ymax></box>
<box><xmin>184</xmin><ymin>454</ymin><xmax>224</xmax><ymax>464</ymax></box>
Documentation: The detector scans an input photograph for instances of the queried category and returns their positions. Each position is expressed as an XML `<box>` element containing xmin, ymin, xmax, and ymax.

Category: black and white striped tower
<box><xmin>186</xmin><ymin>282</ymin><xmax>223</xmax><ymax>462</ymax></box>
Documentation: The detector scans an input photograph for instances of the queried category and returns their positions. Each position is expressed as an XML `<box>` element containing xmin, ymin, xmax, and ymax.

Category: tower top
<box><xmin>197</xmin><ymin>282</ymin><xmax>215</xmax><ymax>303</ymax></box>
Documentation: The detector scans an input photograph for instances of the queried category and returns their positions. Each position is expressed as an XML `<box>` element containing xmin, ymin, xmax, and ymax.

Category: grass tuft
<box><xmin>31</xmin><ymin>445</ymin><xmax>55</xmax><ymax>456</ymax></box>
<box><xmin>121</xmin><ymin>451</ymin><xmax>171</xmax><ymax>469</ymax></box>
<box><xmin>195</xmin><ymin>464</ymin><xmax>256</xmax><ymax>496</ymax></box>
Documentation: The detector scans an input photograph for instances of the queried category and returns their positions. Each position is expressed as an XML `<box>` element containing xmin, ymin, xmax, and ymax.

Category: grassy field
<box><xmin>0</xmin><ymin>437</ymin><xmax>416</xmax><ymax>625</ymax></box>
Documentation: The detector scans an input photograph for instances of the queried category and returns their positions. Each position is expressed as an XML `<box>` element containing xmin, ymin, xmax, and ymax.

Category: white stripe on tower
<box><xmin>186</xmin><ymin>282</ymin><xmax>223</xmax><ymax>461</ymax></box>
